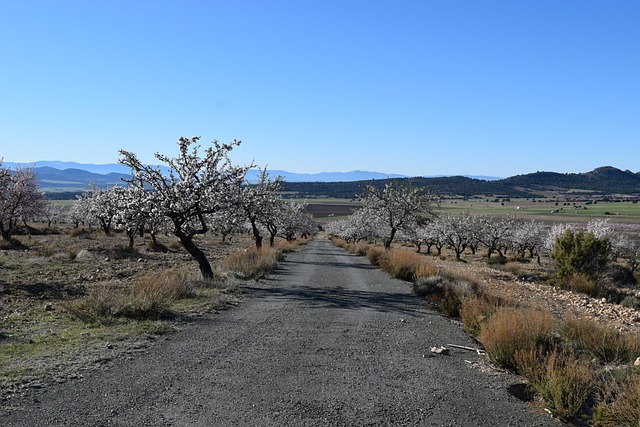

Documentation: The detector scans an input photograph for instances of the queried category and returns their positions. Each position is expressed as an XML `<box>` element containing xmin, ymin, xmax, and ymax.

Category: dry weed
<box><xmin>479</xmin><ymin>306</ymin><xmax>556</xmax><ymax>372</ymax></box>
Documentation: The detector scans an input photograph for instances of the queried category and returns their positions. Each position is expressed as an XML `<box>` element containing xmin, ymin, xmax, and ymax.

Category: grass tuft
<box><xmin>222</xmin><ymin>247</ymin><xmax>281</xmax><ymax>280</ymax></box>
<box><xmin>561</xmin><ymin>316</ymin><xmax>640</xmax><ymax>364</ymax></box>
<box><xmin>479</xmin><ymin>306</ymin><xmax>556</xmax><ymax>372</ymax></box>
<box><xmin>594</xmin><ymin>369</ymin><xmax>640</xmax><ymax>426</ymax></box>
<box><xmin>379</xmin><ymin>249</ymin><xmax>438</xmax><ymax>282</ymax></box>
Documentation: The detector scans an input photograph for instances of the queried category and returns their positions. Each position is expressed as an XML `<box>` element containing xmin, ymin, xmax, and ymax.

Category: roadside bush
<box><xmin>561</xmin><ymin>316</ymin><xmax>640</xmax><ymax>364</ymax></box>
<box><xmin>66</xmin><ymin>270</ymin><xmax>198</xmax><ymax>323</ymax></box>
<box><xmin>367</xmin><ymin>246</ymin><xmax>388</xmax><ymax>266</ymax></box>
<box><xmin>380</xmin><ymin>250</ymin><xmax>437</xmax><ymax>282</ymax></box>
<box><xmin>64</xmin><ymin>284</ymin><xmax>126</xmax><ymax>325</ymax></box>
<box><xmin>413</xmin><ymin>273</ymin><xmax>481</xmax><ymax>318</ymax></box>
<box><xmin>460</xmin><ymin>292</ymin><xmax>506</xmax><ymax>335</ymax></box>
<box><xmin>222</xmin><ymin>247</ymin><xmax>281</xmax><ymax>280</ymax></box>
<box><xmin>594</xmin><ymin>369</ymin><xmax>640</xmax><ymax>426</ymax></box>
<box><xmin>551</xmin><ymin>229</ymin><xmax>610</xmax><ymax>280</ymax></box>
<box><xmin>532</xmin><ymin>351</ymin><xmax>594</xmax><ymax>423</ymax></box>
<box><xmin>550</xmin><ymin>272</ymin><xmax>605</xmax><ymax>298</ymax></box>
<box><xmin>479</xmin><ymin>306</ymin><xmax>556</xmax><ymax>372</ymax></box>
<box><xmin>502</xmin><ymin>262</ymin><xmax>526</xmax><ymax>276</ymax></box>
<box><xmin>68</xmin><ymin>227</ymin><xmax>91</xmax><ymax>238</ymax></box>
<box><xmin>620</xmin><ymin>295</ymin><xmax>640</xmax><ymax>310</ymax></box>
<box><xmin>122</xmin><ymin>272</ymin><xmax>191</xmax><ymax>320</ymax></box>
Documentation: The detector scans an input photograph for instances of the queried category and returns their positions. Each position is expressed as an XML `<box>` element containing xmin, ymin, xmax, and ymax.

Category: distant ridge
<box><xmin>3</xmin><ymin>161</ymin><xmax>501</xmax><ymax>183</ymax></box>
<box><xmin>3</xmin><ymin>161</ymin><xmax>639</xmax><ymax>197</ymax></box>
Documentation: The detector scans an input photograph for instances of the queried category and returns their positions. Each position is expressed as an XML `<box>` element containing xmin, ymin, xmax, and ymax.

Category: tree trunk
<box><xmin>0</xmin><ymin>224</ymin><xmax>10</xmax><ymax>241</ymax></box>
<box><xmin>127</xmin><ymin>230</ymin><xmax>135</xmax><ymax>250</ymax></box>
<box><xmin>176</xmin><ymin>230</ymin><xmax>213</xmax><ymax>278</ymax></box>
<box><xmin>250</xmin><ymin>219</ymin><xmax>262</xmax><ymax>249</ymax></box>
<box><xmin>384</xmin><ymin>228</ymin><xmax>396</xmax><ymax>250</ymax></box>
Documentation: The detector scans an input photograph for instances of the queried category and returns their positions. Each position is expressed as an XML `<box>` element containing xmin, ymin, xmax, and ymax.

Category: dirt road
<box><xmin>2</xmin><ymin>237</ymin><xmax>559</xmax><ymax>426</ymax></box>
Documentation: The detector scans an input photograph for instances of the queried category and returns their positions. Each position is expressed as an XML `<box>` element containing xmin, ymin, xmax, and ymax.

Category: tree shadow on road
<box><xmin>243</xmin><ymin>285</ymin><xmax>429</xmax><ymax>316</ymax></box>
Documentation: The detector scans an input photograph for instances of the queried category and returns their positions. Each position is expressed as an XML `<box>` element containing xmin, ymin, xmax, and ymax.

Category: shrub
<box><xmin>551</xmin><ymin>229</ymin><xmax>610</xmax><ymax>280</ymax></box>
<box><xmin>122</xmin><ymin>273</ymin><xmax>190</xmax><ymax>320</ymax></box>
<box><xmin>533</xmin><ymin>351</ymin><xmax>594</xmax><ymax>423</ymax></box>
<box><xmin>412</xmin><ymin>275</ymin><xmax>447</xmax><ymax>298</ymax></box>
<box><xmin>621</xmin><ymin>295</ymin><xmax>640</xmax><ymax>310</ymax></box>
<box><xmin>66</xmin><ymin>270</ymin><xmax>199</xmax><ymax>323</ymax></box>
<box><xmin>460</xmin><ymin>293</ymin><xmax>505</xmax><ymax>335</ymax></box>
<box><xmin>413</xmin><ymin>273</ymin><xmax>481</xmax><ymax>318</ymax></box>
<box><xmin>367</xmin><ymin>246</ymin><xmax>388</xmax><ymax>266</ymax></box>
<box><xmin>550</xmin><ymin>272</ymin><xmax>605</xmax><ymax>297</ymax></box>
<box><xmin>415</xmin><ymin>261</ymin><xmax>439</xmax><ymax>280</ymax></box>
<box><xmin>479</xmin><ymin>306</ymin><xmax>556</xmax><ymax>372</ymax></box>
<box><xmin>68</xmin><ymin>227</ymin><xmax>91</xmax><ymax>238</ymax></box>
<box><xmin>561</xmin><ymin>316</ymin><xmax>640</xmax><ymax>364</ymax></box>
<box><xmin>222</xmin><ymin>247</ymin><xmax>281</xmax><ymax>280</ymax></box>
<box><xmin>64</xmin><ymin>284</ymin><xmax>126</xmax><ymax>325</ymax></box>
<box><xmin>594</xmin><ymin>370</ymin><xmax>640</xmax><ymax>426</ymax></box>
<box><xmin>380</xmin><ymin>249</ymin><xmax>437</xmax><ymax>282</ymax></box>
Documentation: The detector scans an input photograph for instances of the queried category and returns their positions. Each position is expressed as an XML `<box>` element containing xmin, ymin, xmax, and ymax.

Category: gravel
<box><xmin>2</xmin><ymin>237</ymin><xmax>560</xmax><ymax>426</ymax></box>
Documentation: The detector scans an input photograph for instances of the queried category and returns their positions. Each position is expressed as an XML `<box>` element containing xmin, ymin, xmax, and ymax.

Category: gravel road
<box><xmin>2</xmin><ymin>237</ymin><xmax>560</xmax><ymax>426</ymax></box>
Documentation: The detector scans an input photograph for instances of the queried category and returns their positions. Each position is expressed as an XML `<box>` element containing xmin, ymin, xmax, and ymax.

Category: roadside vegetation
<box><xmin>326</xmin><ymin>187</ymin><xmax>640</xmax><ymax>426</ymax></box>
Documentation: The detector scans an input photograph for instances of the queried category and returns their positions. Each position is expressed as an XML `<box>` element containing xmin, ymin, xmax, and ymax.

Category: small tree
<box><xmin>551</xmin><ymin>229</ymin><xmax>611</xmax><ymax>280</ymax></box>
<box><xmin>358</xmin><ymin>181</ymin><xmax>436</xmax><ymax>250</ymax></box>
<box><xmin>76</xmin><ymin>185</ymin><xmax>120</xmax><ymax>235</ymax></box>
<box><xmin>0</xmin><ymin>163</ymin><xmax>45</xmax><ymax>241</ymax></box>
<box><xmin>119</xmin><ymin>136</ymin><xmax>248</xmax><ymax>278</ymax></box>
<box><xmin>238</xmin><ymin>168</ymin><xmax>282</xmax><ymax>249</ymax></box>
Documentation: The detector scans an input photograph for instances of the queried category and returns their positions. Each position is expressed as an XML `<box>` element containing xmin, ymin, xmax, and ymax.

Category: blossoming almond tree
<box><xmin>0</xmin><ymin>163</ymin><xmax>46</xmax><ymax>241</ymax></box>
<box><xmin>119</xmin><ymin>136</ymin><xmax>249</xmax><ymax>278</ymax></box>
<box><xmin>358</xmin><ymin>181</ymin><xmax>437</xmax><ymax>250</ymax></box>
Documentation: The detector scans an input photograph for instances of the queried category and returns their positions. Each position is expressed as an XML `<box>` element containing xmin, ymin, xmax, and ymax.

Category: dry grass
<box><xmin>64</xmin><ymin>283</ymin><xmax>127</xmax><ymax>325</ymax></box>
<box><xmin>562</xmin><ymin>316</ymin><xmax>640</xmax><ymax>364</ymax></box>
<box><xmin>460</xmin><ymin>293</ymin><xmax>506</xmax><ymax>335</ymax></box>
<box><xmin>222</xmin><ymin>247</ymin><xmax>282</xmax><ymax>280</ymax></box>
<box><xmin>479</xmin><ymin>306</ymin><xmax>556</xmax><ymax>372</ymax></box>
<box><xmin>594</xmin><ymin>370</ymin><xmax>640</xmax><ymax>426</ymax></box>
<box><xmin>379</xmin><ymin>249</ymin><xmax>438</xmax><ymax>282</ymax></box>
<box><xmin>367</xmin><ymin>246</ymin><xmax>387</xmax><ymax>266</ymax></box>
<box><xmin>65</xmin><ymin>269</ymin><xmax>198</xmax><ymax>323</ymax></box>
<box><xmin>533</xmin><ymin>351</ymin><xmax>594</xmax><ymax>423</ymax></box>
<box><xmin>274</xmin><ymin>236</ymin><xmax>312</xmax><ymax>253</ymax></box>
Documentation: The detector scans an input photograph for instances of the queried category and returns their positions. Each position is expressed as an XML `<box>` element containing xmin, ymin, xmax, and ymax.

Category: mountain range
<box><xmin>2</xmin><ymin>161</ymin><xmax>639</xmax><ymax>198</ymax></box>
<box><xmin>2</xmin><ymin>161</ymin><xmax>500</xmax><ymax>190</ymax></box>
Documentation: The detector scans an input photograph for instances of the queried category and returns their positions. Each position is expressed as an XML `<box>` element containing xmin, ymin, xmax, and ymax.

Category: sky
<box><xmin>1</xmin><ymin>1</ymin><xmax>638</xmax><ymax>178</ymax></box>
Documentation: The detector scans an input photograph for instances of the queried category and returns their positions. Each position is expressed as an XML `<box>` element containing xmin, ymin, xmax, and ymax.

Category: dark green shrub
<box><xmin>621</xmin><ymin>295</ymin><xmax>640</xmax><ymax>310</ymax></box>
<box><xmin>551</xmin><ymin>229</ymin><xmax>610</xmax><ymax>280</ymax></box>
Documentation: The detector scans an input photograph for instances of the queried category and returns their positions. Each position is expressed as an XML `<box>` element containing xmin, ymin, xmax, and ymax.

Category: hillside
<box><xmin>21</xmin><ymin>164</ymin><xmax>640</xmax><ymax>199</ymax></box>
<box><xmin>282</xmin><ymin>167</ymin><xmax>640</xmax><ymax>199</ymax></box>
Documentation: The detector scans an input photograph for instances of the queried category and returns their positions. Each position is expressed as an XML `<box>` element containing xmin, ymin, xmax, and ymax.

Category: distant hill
<box><xmin>3</xmin><ymin>161</ymin><xmax>639</xmax><ymax>199</ymax></box>
<box><xmin>281</xmin><ymin>167</ymin><xmax>640</xmax><ymax>199</ymax></box>
<box><xmin>503</xmin><ymin>166</ymin><xmax>640</xmax><ymax>194</ymax></box>
<box><xmin>3</xmin><ymin>161</ymin><xmax>408</xmax><ymax>186</ymax></box>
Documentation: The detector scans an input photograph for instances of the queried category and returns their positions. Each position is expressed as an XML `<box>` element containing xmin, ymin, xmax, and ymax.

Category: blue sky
<box><xmin>1</xmin><ymin>1</ymin><xmax>638</xmax><ymax>177</ymax></box>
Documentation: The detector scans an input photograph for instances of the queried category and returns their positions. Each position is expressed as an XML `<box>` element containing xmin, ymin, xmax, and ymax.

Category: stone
<box><xmin>430</xmin><ymin>346</ymin><xmax>450</xmax><ymax>355</ymax></box>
